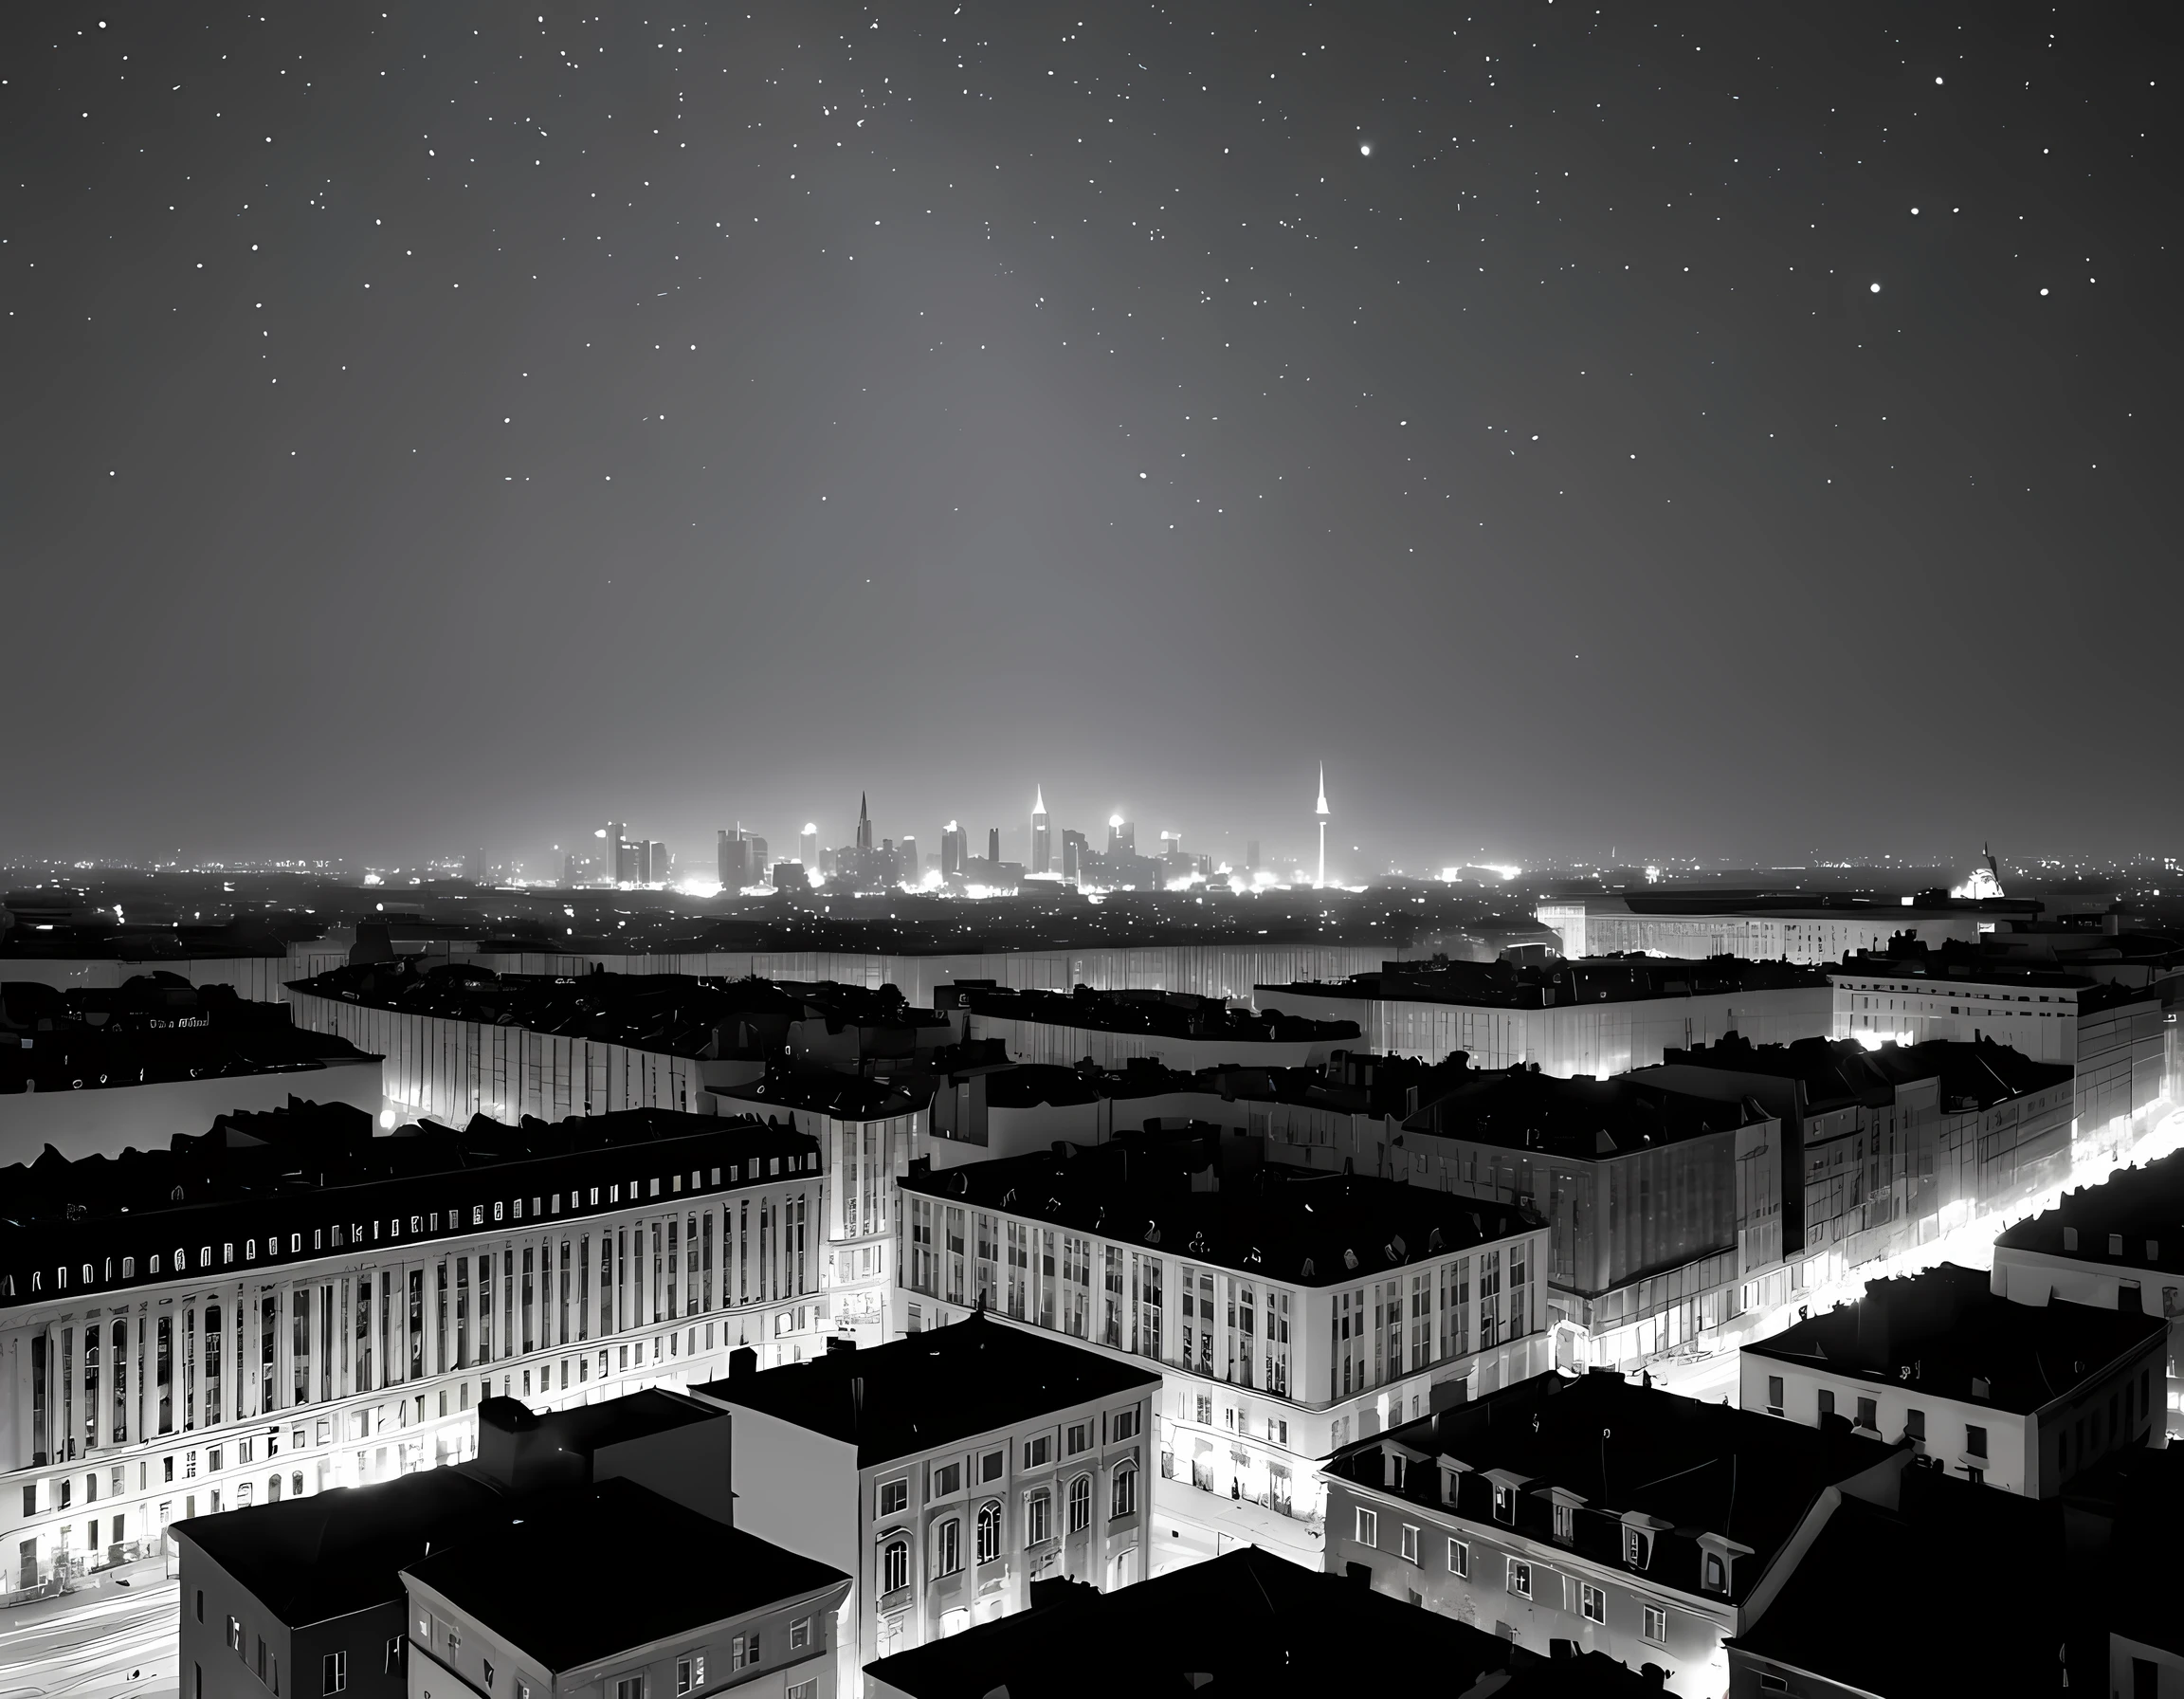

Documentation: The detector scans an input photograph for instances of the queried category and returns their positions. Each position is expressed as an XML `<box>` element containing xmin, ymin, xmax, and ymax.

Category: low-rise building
<box><xmin>896</xmin><ymin>1133</ymin><xmax>1549</xmax><ymax>1571</ymax></box>
<box><xmin>863</xmin><ymin>1545</ymin><xmax>1663</xmax><ymax>1699</ymax></box>
<box><xmin>1320</xmin><ymin>1368</ymin><xmax>1903</xmax><ymax>1699</ymax></box>
<box><xmin>1400</xmin><ymin>1069</ymin><xmax>1786</xmax><ymax>1372</ymax></box>
<box><xmin>1738</xmin><ymin>1262</ymin><xmax>2167</xmax><ymax>1495</ymax></box>
<box><xmin>0</xmin><ymin>1101</ymin><xmax>821</xmax><ymax>1593</ymax></box>
<box><xmin>695</xmin><ymin>1312</ymin><xmax>1160</xmax><ymax>1699</ymax></box>
<box><xmin>0</xmin><ymin>977</ymin><xmax>382</xmax><ymax>1163</ymax></box>
<box><xmin>1533</xmin><ymin>891</ymin><xmax>2035</xmax><ymax>966</ymax></box>
<box><xmin>1259</xmin><ymin>957</ymin><xmax>1833</xmax><ymax>1079</ymax></box>
<box><xmin>937</xmin><ymin>982</ymin><xmax>1359</xmax><ymax>1071</ymax></box>
<box><xmin>403</xmin><ymin>1477</ymin><xmax>851</xmax><ymax>1699</ymax></box>
<box><xmin>1992</xmin><ymin>1145</ymin><xmax>2184</xmax><ymax>1439</ymax></box>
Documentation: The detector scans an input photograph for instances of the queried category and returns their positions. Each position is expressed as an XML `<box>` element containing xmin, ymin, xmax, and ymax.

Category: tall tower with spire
<box><xmin>855</xmin><ymin>792</ymin><xmax>873</xmax><ymax>854</ymax></box>
<box><xmin>1031</xmin><ymin>786</ymin><xmax>1051</xmax><ymax>875</ymax></box>
<box><xmin>1315</xmin><ymin>764</ymin><xmax>1330</xmax><ymax>889</ymax></box>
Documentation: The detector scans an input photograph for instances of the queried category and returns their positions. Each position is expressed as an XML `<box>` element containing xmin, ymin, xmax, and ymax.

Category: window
<box><xmin>1112</xmin><ymin>1406</ymin><xmax>1141</xmax><ymax>1442</ymax></box>
<box><xmin>227</xmin><ymin>1617</ymin><xmax>242</xmax><ymax>1655</ymax></box>
<box><xmin>936</xmin><ymin>1516</ymin><xmax>962</xmax><ymax>1576</ymax></box>
<box><xmin>1905</xmin><ymin>1408</ymin><xmax>1925</xmax><ymax>1442</ymax></box>
<box><xmin>1581</xmin><ymin>1583</ymin><xmax>1606</xmax><ymax>1624</ymax></box>
<box><xmin>674</xmin><ymin>1657</ymin><xmax>703</xmax><ymax>1695</ymax></box>
<box><xmin>788</xmin><ymin>1685</ymin><xmax>817</xmax><ymax>1699</ymax></box>
<box><xmin>1553</xmin><ymin>1501</ymin><xmax>1574</xmax><ymax>1544</ymax></box>
<box><xmin>980</xmin><ymin>1449</ymin><xmax>1005</xmax><ymax>1483</ymax></box>
<box><xmin>321</xmin><ymin>1653</ymin><xmax>346</xmax><ymax>1696</ymax></box>
<box><xmin>1400</xmin><ymin>1524</ymin><xmax>1421</xmax><ymax>1564</ymax></box>
<box><xmin>932</xmin><ymin>1461</ymin><xmax>962</xmax><ymax>1499</ymax></box>
<box><xmin>878</xmin><ymin>1478</ymin><xmax>909</xmax><ymax>1517</ymax></box>
<box><xmin>1111</xmin><ymin>1464</ymin><xmax>1138</xmax><ymax>1519</ymax></box>
<box><xmin>1066</xmin><ymin>1422</ymin><xmax>1091</xmax><ymax>1456</ymax></box>
<box><xmin>1703</xmin><ymin>1552</ymin><xmax>1728</xmax><ymax>1594</ymax></box>
<box><xmin>1624</xmin><ymin>1527</ymin><xmax>1651</xmax><ymax>1568</ymax></box>
<box><xmin>789</xmin><ymin>1617</ymin><xmax>811</xmax><ymax>1652</ymax></box>
<box><xmin>196</xmin><ymin>1592</ymin><xmax>204</xmax><ymax>1623</ymax></box>
<box><xmin>1766</xmin><ymin>1375</ymin><xmax>1783</xmax><ymax>1416</ymax></box>
<box><xmin>1067</xmin><ymin>1474</ymin><xmax>1091</xmax><ymax>1533</ymax></box>
<box><xmin>613</xmin><ymin>1677</ymin><xmax>645</xmax><ymax>1699</ymax></box>
<box><xmin>1024</xmin><ymin>1434</ymin><xmax>1052</xmax><ymax>1469</ymax></box>
<box><xmin>1356</xmin><ymin>1507</ymin><xmax>1378</xmax><ymax>1547</ymax></box>
<box><xmin>1506</xmin><ymin>1558</ymin><xmax>1532</xmax><ymax>1599</ymax></box>
<box><xmin>881</xmin><ymin>1538</ymin><xmax>909</xmax><ymax>1596</ymax></box>
<box><xmin>482</xmin><ymin>1663</ymin><xmax>495</xmax><ymax>1690</ymax></box>
<box><xmin>1026</xmin><ymin>1489</ymin><xmax>1051</xmax><ymax>1546</ymax></box>
<box><xmin>384</xmin><ymin>1639</ymin><xmax>402</xmax><ymax>1677</ymax></box>
<box><xmin>976</xmin><ymin>1500</ymin><xmax>1003</xmax><ymax>1563</ymax></box>
<box><xmin>1854</xmin><ymin>1397</ymin><xmax>1878</xmax><ymax>1433</ymax></box>
<box><xmin>1643</xmin><ymin>1604</ymin><xmax>1667</xmax><ymax>1645</ymax></box>
<box><xmin>1492</xmin><ymin>1483</ymin><xmax>1515</xmax><ymax>1525</ymax></box>
<box><xmin>1966</xmin><ymin>1424</ymin><xmax>1988</xmax><ymax>1459</ymax></box>
<box><xmin>1816</xmin><ymin>1388</ymin><xmax>1835</xmax><ymax>1418</ymax></box>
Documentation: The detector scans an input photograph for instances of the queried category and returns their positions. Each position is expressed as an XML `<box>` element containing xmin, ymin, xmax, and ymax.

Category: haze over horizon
<box><xmin>6</xmin><ymin>2</ymin><xmax>2177</xmax><ymax>871</ymax></box>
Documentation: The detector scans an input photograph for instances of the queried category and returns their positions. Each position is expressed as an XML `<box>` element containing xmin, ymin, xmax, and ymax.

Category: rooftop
<box><xmin>696</xmin><ymin>1309</ymin><xmax>1158</xmax><ymax>1466</ymax></box>
<box><xmin>713</xmin><ymin>1069</ymin><xmax>934</xmax><ymax>1122</ymax></box>
<box><xmin>938</xmin><ymin>981</ymin><xmax>1359</xmax><ymax>1046</ymax></box>
<box><xmin>1549</xmin><ymin>890</ymin><xmax>2040</xmax><ymax>920</ymax></box>
<box><xmin>403</xmin><ymin>1477</ymin><xmax>846</xmax><ymax>1673</ymax></box>
<box><xmin>1993</xmin><ymin>1147</ymin><xmax>2184</xmax><ymax>1278</ymax></box>
<box><xmin>1260</xmin><ymin>953</ymin><xmax>1828</xmax><ymax>1013</ymax></box>
<box><xmin>862</xmin><ymin>1546</ymin><xmax>1661</xmax><ymax>1699</ymax></box>
<box><xmin>1402</xmin><ymin>1066</ymin><xmax>1770</xmax><ymax>1159</ymax></box>
<box><xmin>1742</xmin><ymin>1262</ymin><xmax>2167</xmax><ymax>1413</ymax></box>
<box><xmin>174</xmin><ymin>1465</ymin><xmax>500</xmax><ymax>1628</ymax></box>
<box><xmin>1642</xmin><ymin>1032</ymin><xmax>2072</xmax><ymax>1114</ymax></box>
<box><xmin>0</xmin><ymin>1103</ymin><xmax>815</xmax><ymax>1310</ymax></box>
<box><xmin>1324</xmin><ymin>1370</ymin><xmax>1899</xmax><ymax>1606</ymax></box>
<box><xmin>898</xmin><ymin>1136</ymin><xmax>1538</xmax><ymax>1286</ymax></box>
<box><xmin>0</xmin><ymin>977</ymin><xmax>377</xmax><ymax>1095</ymax></box>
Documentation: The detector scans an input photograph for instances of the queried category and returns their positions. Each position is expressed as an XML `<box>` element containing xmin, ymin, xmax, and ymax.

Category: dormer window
<box><xmin>1492</xmin><ymin>1484</ymin><xmax>1516</xmax><ymax>1525</ymax></box>
<box><xmin>1624</xmin><ymin>1527</ymin><xmax>1651</xmax><ymax>1568</ymax></box>
<box><xmin>1553</xmin><ymin>1501</ymin><xmax>1574</xmax><ymax>1544</ymax></box>
<box><xmin>1704</xmin><ymin>1552</ymin><xmax>1728</xmax><ymax>1593</ymax></box>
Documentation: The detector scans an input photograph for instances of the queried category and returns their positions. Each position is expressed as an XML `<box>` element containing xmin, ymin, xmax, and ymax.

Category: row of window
<box><xmin>7</xmin><ymin>1156</ymin><xmax>813</xmax><ymax>1299</ymax></box>
<box><xmin>878</xmin><ymin>1469</ymin><xmax>1138</xmax><ymax>1592</ymax></box>
<box><xmin>1351</xmin><ymin>1512</ymin><xmax>1671</xmax><ymax>1643</ymax></box>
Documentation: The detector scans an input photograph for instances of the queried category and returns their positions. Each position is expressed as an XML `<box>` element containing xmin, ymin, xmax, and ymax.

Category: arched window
<box><xmin>268</xmin><ymin>1474</ymin><xmax>282</xmax><ymax>1503</ymax></box>
<box><xmin>1111</xmin><ymin>1464</ymin><xmax>1138</xmax><ymax>1520</ymax></box>
<box><xmin>1067</xmin><ymin>1474</ymin><xmax>1092</xmax><ymax>1534</ymax></box>
<box><xmin>291</xmin><ymin>1471</ymin><xmax>304</xmax><ymax>1499</ymax></box>
<box><xmin>1025</xmin><ymin>1489</ymin><xmax>1051</xmax><ymax>1547</ymax></box>
<box><xmin>881</xmin><ymin>1539</ymin><xmax>909</xmax><ymax>1596</ymax></box>
<box><xmin>935</xmin><ymin>1517</ymin><xmax>962</xmax><ymax>1577</ymax></box>
<box><xmin>975</xmin><ymin>1500</ymin><xmax>1003</xmax><ymax>1565</ymax></box>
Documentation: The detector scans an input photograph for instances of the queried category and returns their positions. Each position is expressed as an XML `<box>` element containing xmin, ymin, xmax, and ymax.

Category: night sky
<box><xmin>6</xmin><ymin>3</ymin><xmax>2178</xmax><ymax>874</ymax></box>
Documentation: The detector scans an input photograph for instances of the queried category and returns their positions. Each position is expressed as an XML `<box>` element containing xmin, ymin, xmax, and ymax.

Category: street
<box><xmin>0</xmin><ymin>1567</ymin><xmax>176</xmax><ymax>1699</ymax></box>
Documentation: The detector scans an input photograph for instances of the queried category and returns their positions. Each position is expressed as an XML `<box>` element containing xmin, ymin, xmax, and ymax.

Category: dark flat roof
<box><xmin>1742</xmin><ymin>1262</ymin><xmax>2167</xmax><ymax>1413</ymax></box>
<box><xmin>1994</xmin><ymin>1146</ymin><xmax>2184</xmax><ymax>1278</ymax></box>
<box><xmin>403</xmin><ymin>1478</ymin><xmax>845</xmax><ymax>1672</ymax></box>
<box><xmin>863</xmin><ymin>1546</ymin><xmax>1667</xmax><ymax>1698</ymax></box>
<box><xmin>714</xmin><ymin>1069</ymin><xmax>933</xmax><ymax>1121</ymax></box>
<box><xmin>1324</xmin><ymin>1371</ymin><xmax>1897</xmax><ymax>1606</ymax></box>
<box><xmin>1403</xmin><ymin>1066</ymin><xmax>1767</xmax><ymax>1159</ymax></box>
<box><xmin>174</xmin><ymin>1467</ymin><xmax>501</xmax><ymax>1628</ymax></box>
<box><xmin>941</xmin><ymin>982</ymin><xmax>1358</xmax><ymax>1045</ymax></box>
<box><xmin>1261</xmin><ymin>954</ymin><xmax>1827</xmax><ymax>1013</ymax></box>
<box><xmin>899</xmin><ymin>1142</ymin><xmax>1536</xmax><ymax>1286</ymax></box>
<box><xmin>697</xmin><ymin>1310</ymin><xmax>1157</xmax><ymax>1467</ymax></box>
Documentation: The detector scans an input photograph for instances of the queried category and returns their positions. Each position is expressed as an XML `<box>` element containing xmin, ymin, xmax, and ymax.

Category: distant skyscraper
<box><xmin>1031</xmin><ymin>787</ymin><xmax>1051</xmax><ymax>875</ymax></box>
<box><xmin>898</xmin><ymin>835</ymin><xmax>919</xmax><ymax>885</ymax></box>
<box><xmin>800</xmin><ymin>823</ymin><xmax>819</xmax><ymax>866</ymax></box>
<box><xmin>647</xmin><ymin>841</ymin><xmax>669</xmax><ymax>885</ymax></box>
<box><xmin>1315</xmin><ymin>764</ymin><xmax>1330</xmax><ymax>889</ymax></box>
<box><xmin>856</xmin><ymin>794</ymin><xmax>874</xmax><ymax>854</ymax></box>
<box><xmin>941</xmin><ymin>821</ymin><xmax>966</xmax><ymax>878</ymax></box>
<box><xmin>718</xmin><ymin>830</ymin><xmax>744</xmax><ymax>890</ymax></box>
<box><xmin>1062</xmin><ymin>829</ymin><xmax>1087</xmax><ymax>884</ymax></box>
<box><xmin>1107</xmin><ymin>814</ymin><xmax>1136</xmax><ymax>856</ymax></box>
<box><xmin>987</xmin><ymin>826</ymin><xmax>1001</xmax><ymax>867</ymax></box>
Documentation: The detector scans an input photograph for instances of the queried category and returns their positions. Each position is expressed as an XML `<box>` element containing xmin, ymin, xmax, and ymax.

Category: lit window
<box><xmin>1582</xmin><ymin>1583</ymin><xmax>1606</xmax><ymax>1624</ymax></box>
<box><xmin>878</xmin><ymin>1478</ymin><xmax>909</xmax><ymax>1517</ymax></box>
<box><xmin>1447</xmin><ymin>1538</ymin><xmax>1469</xmax><ymax>1577</ymax></box>
<box><xmin>1506</xmin><ymin>1558</ymin><xmax>1532</xmax><ymax>1599</ymax></box>
<box><xmin>1111</xmin><ymin>1464</ymin><xmax>1138</xmax><ymax>1519</ymax></box>
<box><xmin>1356</xmin><ymin>1507</ymin><xmax>1378</xmax><ymax>1547</ymax></box>
<box><xmin>1400</xmin><ymin>1524</ymin><xmax>1420</xmax><ymax>1564</ymax></box>
<box><xmin>976</xmin><ymin>1500</ymin><xmax>1003</xmax><ymax>1563</ymax></box>
<box><xmin>1643</xmin><ymin>1604</ymin><xmax>1668</xmax><ymax>1644</ymax></box>
<box><xmin>882</xmin><ymin>1539</ymin><xmax>909</xmax><ymax>1596</ymax></box>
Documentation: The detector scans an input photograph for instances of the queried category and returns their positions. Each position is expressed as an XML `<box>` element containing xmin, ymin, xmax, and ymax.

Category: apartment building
<box><xmin>0</xmin><ymin>1100</ymin><xmax>822</xmax><ymax>1596</ymax></box>
<box><xmin>1533</xmin><ymin>893</ymin><xmax>2031</xmax><ymax>966</ymax></box>
<box><xmin>936</xmin><ymin>983</ymin><xmax>1359</xmax><ymax>1071</ymax></box>
<box><xmin>1259</xmin><ymin>957</ymin><xmax>1832</xmax><ymax>1080</ymax></box>
<box><xmin>1320</xmin><ymin>1369</ymin><xmax>1904</xmax><ymax>1699</ymax></box>
<box><xmin>697</xmin><ymin>1313</ymin><xmax>1159</xmax><ymax>1699</ymax></box>
<box><xmin>895</xmin><ymin>1131</ymin><xmax>1549</xmax><ymax>1572</ymax></box>
<box><xmin>1992</xmin><ymin>1145</ymin><xmax>2184</xmax><ymax>1439</ymax></box>
<box><xmin>1738</xmin><ymin>1263</ymin><xmax>2167</xmax><ymax>1496</ymax></box>
<box><xmin>1399</xmin><ymin>1068</ymin><xmax>1786</xmax><ymax>1372</ymax></box>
